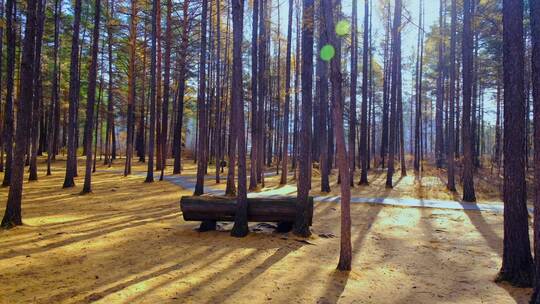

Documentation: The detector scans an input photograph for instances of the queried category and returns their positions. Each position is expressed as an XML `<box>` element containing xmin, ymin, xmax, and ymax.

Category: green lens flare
<box><xmin>320</xmin><ymin>44</ymin><xmax>335</xmax><ymax>61</ymax></box>
<box><xmin>335</xmin><ymin>20</ymin><xmax>350</xmax><ymax>36</ymax></box>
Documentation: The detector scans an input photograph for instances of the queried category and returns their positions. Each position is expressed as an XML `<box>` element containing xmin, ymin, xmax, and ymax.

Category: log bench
<box><xmin>180</xmin><ymin>196</ymin><xmax>314</xmax><ymax>232</ymax></box>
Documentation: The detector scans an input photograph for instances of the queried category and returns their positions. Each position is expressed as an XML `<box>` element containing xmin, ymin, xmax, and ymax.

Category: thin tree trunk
<box><xmin>28</xmin><ymin>0</ymin><xmax>45</xmax><ymax>181</ymax></box>
<box><xmin>293</xmin><ymin>0</ymin><xmax>313</xmax><ymax>238</ymax></box>
<box><xmin>145</xmin><ymin>0</ymin><xmax>158</xmax><ymax>183</ymax></box>
<box><xmin>447</xmin><ymin>0</ymin><xmax>456</xmax><ymax>191</ymax></box>
<box><xmin>82</xmin><ymin>0</ymin><xmax>101</xmax><ymax>194</ymax></box>
<box><xmin>349</xmin><ymin>0</ymin><xmax>357</xmax><ymax>186</ymax></box>
<box><xmin>47</xmin><ymin>0</ymin><xmax>61</xmax><ymax>175</ymax></box>
<box><xmin>159</xmin><ymin>0</ymin><xmax>172</xmax><ymax>180</ymax></box>
<box><xmin>386</xmin><ymin>0</ymin><xmax>401</xmax><ymax>188</ymax></box>
<box><xmin>359</xmin><ymin>0</ymin><xmax>369</xmax><ymax>184</ymax></box>
<box><xmin>194</xmin><ymin>0</ymin><xmax>209</xmax><ymax>195</ymax></box>
<box><xmin>173</xmin><ymin>0</ymin><xmax>190</xmax><ymax>175</ymax></box>
<box><xmin>62</xmin><ymin>0</ymin><xmax>82</xmax><ymax>188</ymax></box>
<box><xmin>280</xmin><ymin>0</ymin><xmax>293</xmax><ymax>185</ymax></box>
<box><xmin>318</xmin><ymin>0</ymin><xmax>330</xmax><ymax>193</ymax></box>
<box><xmin>125</xmin><ymin>0</ymin><xmax>137</xmax><ymax>176</ymax></box>
<box><xmin>230</xmin><ymin>0</ymin><xmax>248</xmax><ymax>237</ymax></box>
<box><xmin>323</xmin><ymin>0</ymin><xmax>351</xmax><ymax>271</ymax></box>
<box><xmin>435</xmin><ymin>0</ymin><xmax>445</xmax><ymax>168</ymax></box>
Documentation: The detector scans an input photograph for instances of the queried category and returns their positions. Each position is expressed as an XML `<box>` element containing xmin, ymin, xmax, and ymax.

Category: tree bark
<box><xmin>194</xmin><ymin>0</ymin><xmax>209</xmax><ymax>195</ymax></box>
<box><xmin>62</xmin><ymin>0</ymin><xmax>82</xmax><ymax>188</ymax></box>
<box><xmin>145</xmin><ymin>0</ymin><xmax>158</xmax><ymax>183</ymax></box>
<box><xmin>530</xmin><ymin>0</ymin><xmax>540</xmax><ymax>301</ymax></box>
<box><xmin>496</xmin><ymin>0</ymin><xmax>533</xmax><ymax>287</ymax></box>
<box><xmin>293</xmin><ymin>0</ymin><xmax>314</xmax><ymax>238</ymax></box>
<box><xmin>323</xmin><ymin>0</ymin><xmax>351</xmax><ymax>271</ymax></box>
<box><xmin>359</xmin><ymin>0</ymin><xmax>369</xmax><ymax>185</ymax></box>
<box><xmin>81</xmin><ymin>0</ymin><xmax>101</xmax><ymax>194</ymax></box>
<box><xmin>28</xmin><ymin>0</ymin><xmax>45</xmax><ymax>181</ymax></box>
<box><xmin>447</xmin><ymin>0</ymin><xmax>456</xmax><ymax>191</ymax></box>
<box><xmin>124</xmin><ymin>0</ymin><xmax>137</xmax><ymax>176</ymax></box>
<box><xmin>230</xmin><ymin>0</ymin><xmax>248</xmax><ymax>237</ymax></box>
<box><xmin>318</xmin><ymin>0</ymin><xmax>330</xmax><ymax>193</ymax></box>
<box><xmin>461</xmin><ymin>0</ymin><xmax>476</xmax><ymax>202</ymax></box>
<box><xmin>1</xmin><ymin>0</ymin><xmax>37</xmax><ymax>228</ymax></box>
<box><xmin>47</xmin><ymin>0</ymin><xmax>61</xmax><ymax>175</ymax></box>
<box><xmin>349</xmin><ymin>0</ymin><xmax>357</xmax><ymax>186</ymax></box>
<box><xmin>385</xmin><ymin>0</ymin><xmax>401</xmax><ymax>188</ymax></box>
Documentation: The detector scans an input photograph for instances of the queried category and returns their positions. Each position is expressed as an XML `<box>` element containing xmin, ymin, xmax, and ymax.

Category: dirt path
<box><xmin>112</xmin><ymin>169</ymin><xmax>510</xmax><ymax>214</ymax></box>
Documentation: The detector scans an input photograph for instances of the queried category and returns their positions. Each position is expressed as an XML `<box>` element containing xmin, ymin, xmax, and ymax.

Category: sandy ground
<box><xmin>0</xmin><ymin>157</ymin><xmax>533</xmax><ymax>303</ymax></box>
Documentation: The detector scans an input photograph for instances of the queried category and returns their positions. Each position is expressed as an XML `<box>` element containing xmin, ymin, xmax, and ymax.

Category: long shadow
<box><xmin>432</xmin><ymin>173</ymin><xmax>503</xmax><ymax>255</ymax></box>
<box><xmin>0</xmin><ymin>210</ymin><xmax>179</xmax><ymax>260</ymax></box>
<box><xmin>317</xmin><ymin>189</ymin><xmax>388</xmax><ymax>304</ymax></box>
<box><xmin>201</xmin><ymin>243</ymin><xmax>303</xmax><ymax>304</ymax></box>
<box><xmin>77</xmin><ymin>247</ymin><xmax>232</xmax><ymax>303</ymax></box>
<box><xmin>129</xmin><ymin>247</ymin><xmax>267</xmax><ymax>302</ymax></box>
<box><xmin>392</xmin><ymin>208</ymin><xmax>462</xmax><ymax>303</ymax></box>
<box><xmin>313</xmin><ymin>270</ymin><xmax>350</xmax><ymax>304</ymax></box>
<box><xmin>453</xmin><ymin>190</ymin><xmax>502</xmax><ymax>256</ymax></box>
<box><xmin>1</xmin><ymin>204</ymin><xmax>179</xmax><ymax>248</ymax></box>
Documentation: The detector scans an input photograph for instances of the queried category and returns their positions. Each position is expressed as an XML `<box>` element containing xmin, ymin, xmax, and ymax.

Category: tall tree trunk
<box><xmin>380</xmin><ymin>2</ymin><xmax>391</xmax><ymax>169</ymax></box>
<box><xmin>82</xmin><ymin>0</ymin><xmax>101</xmax><ymax>194</ymax></box>
<box><xmin>435</xmin><ymin>0</ymin><xmax>445</xmax><ymax>168</ymax></box>
<box><xmin>349</xmin><ymin>0</ymin><xmax>357</xmax><ymax>186</ymax></box>
<box><xmin>62</xmin><ymin>0</ymin><xmax>82</xmax><ymax>188</ymax></box>
<box><xmin>194</xmin><ymin>0</ymin><xmax>208</xmax><ymax>195</ymax></box>
<box><xmin>2</xmin><ymin>0</ymin><xmax>15</xmax><ymax>186</ymax></box>
<box><xmin>323</xmin><ymin>0</ymin><xmax>351</xmax><ymax>271</ymax></box>
<box><xmin>496</xmin><ymin>0</ymin><xmax>533</xmax><ymax>287</ymax></box>
<box><xmin>318</xmin><ymin>0</ymin><xmax>330</xmax><ymax>193</ymax></box>
<box><xmin>0</xmin><ymin>0</ymin><xmax>5</xmax><ymax>173</ymax></box>
<box><xmin>155</xmin><ymin>0</ymin><xmax>163</xmax><ymax>171</ymax></box>
<box><xmin>447</xmin><ymin>0</ymin><xmax>456</xmax><ymax>191</ymax></box>
<box><xmin>28</xmin><ymin>0</ymin><xmax>44</xmax><ymax>181</ymax></box>
<box><xmin>461</xmin><ymin>0</ymin><xmax>476</xmax><ymax>202</ymax></box>
<box><xmin>1</xmin><ymin>0</ymin><xmax>37</xmax><ymax>228</ymax></box>
<box><xmin>280</xmin><ymin>0</ymin><xmax>293</xmax><ymax>185</ymax></box>
<box><xmin>136</xmin><ymin>21</ymin><xmax>148</xmax><ymax>163</ymax></box>
<box><xmin>495</xmin><ymin>73</ymin><xmax>502</xmax><ymax>170</ymax></box>
<box><xmin>530</xmin><ymin>0</ymin><xmax>540</xmax><ymax>301</ymax></box>
<box><xmin>173</xmin><ymin>0</ymin><xmax>190</xmax><ymax>175</ymax></box>
<box><xmin>213</xmin><ymin>0</ymin><xmax>222</xmax><ymax>183</ymax></box>
<box><xmin>359</xmin><ymin>0</ymin><xmax>369</xmax><ymax>184</ymax></box>
<box><xmin>145</xmin><ymin>0</ymin><xmax>158</xmax><ymax>182</ymax></box>
<box><xmin>104</xmin><ymin>0</ymin><xmax>115</xmax><ymax>166</ymax></box>
<box><xmin>293</xmin><ymin>0</ymin><xmax>313</xmax><ymax>238</ymax></box>
<box><xmin>124</xmin><ymin>0</ymin><xmax>137</xmax><ymax>176</ymax></box>
<box><xmin>230</xmin><ymin>0</ymin><xmax>248</xmax><ymax>237</ymax></box>
<box><xmin>386</xmin><ymin>0</ymin><xmax>401</xmax><ymax>188</ymax></box>
<box><xmin>414</xmin><ymin>0</ymin><xmax>424</xmax><ymax>173</ymax></box>
<box><xmin>256</xmin><ymin>0</ymin><xmax>268</xmax><ymax>187</ymax></box>
<box><xmin>159</xmin><ymin>0</ymin><xmax>172</xmax><ymax>180</ymax></box>
<box><xmin>47</xmin><ymin>0</ymin><xmax>61</xmax><ymax>175</ymax></box>
<box><xmin>292</xmin><ymin>3</ymin><xmax>300</xmax><ymax>172</ymax></box>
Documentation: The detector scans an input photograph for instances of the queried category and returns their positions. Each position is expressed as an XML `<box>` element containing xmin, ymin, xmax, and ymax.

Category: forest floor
<box><xmin>0</xmin><ymin>156</ymin><xmax>533</xmax><ymax>303</ymax></box>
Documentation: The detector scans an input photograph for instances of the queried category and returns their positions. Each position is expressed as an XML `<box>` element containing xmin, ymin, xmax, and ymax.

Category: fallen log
<box><xmin>180</xmin><ymin>196</ymin><xmax>314</xmax><ymax>231</ymax></box>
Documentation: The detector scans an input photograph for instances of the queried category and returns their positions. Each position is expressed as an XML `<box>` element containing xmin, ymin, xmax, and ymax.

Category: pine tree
<box><xmin>1</xmin><ymin>0</ymin><xmax>38</xmax><ymax>228</ymax></box>
<box><xmin>496</xmin><ymin>0</ymin><xmax>533</xmax><ymax>287</ymax></box>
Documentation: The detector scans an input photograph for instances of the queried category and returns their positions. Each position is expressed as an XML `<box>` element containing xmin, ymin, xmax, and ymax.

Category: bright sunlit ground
<box><xmin>0</xmin><ymin>156</ymin><xmax>532</xmax><ymax>303</ymax></box>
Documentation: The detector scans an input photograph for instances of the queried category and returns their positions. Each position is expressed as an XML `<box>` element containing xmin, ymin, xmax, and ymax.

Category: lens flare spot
<box><xmin>335</xmin><ymin>20</ymin><xmax>351</xmax><ymax>36</ymax></box>
<box><xmin>320</xmin><ymin>44</ymin><xmax>336</xmax><ymax>61</ymax></box>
